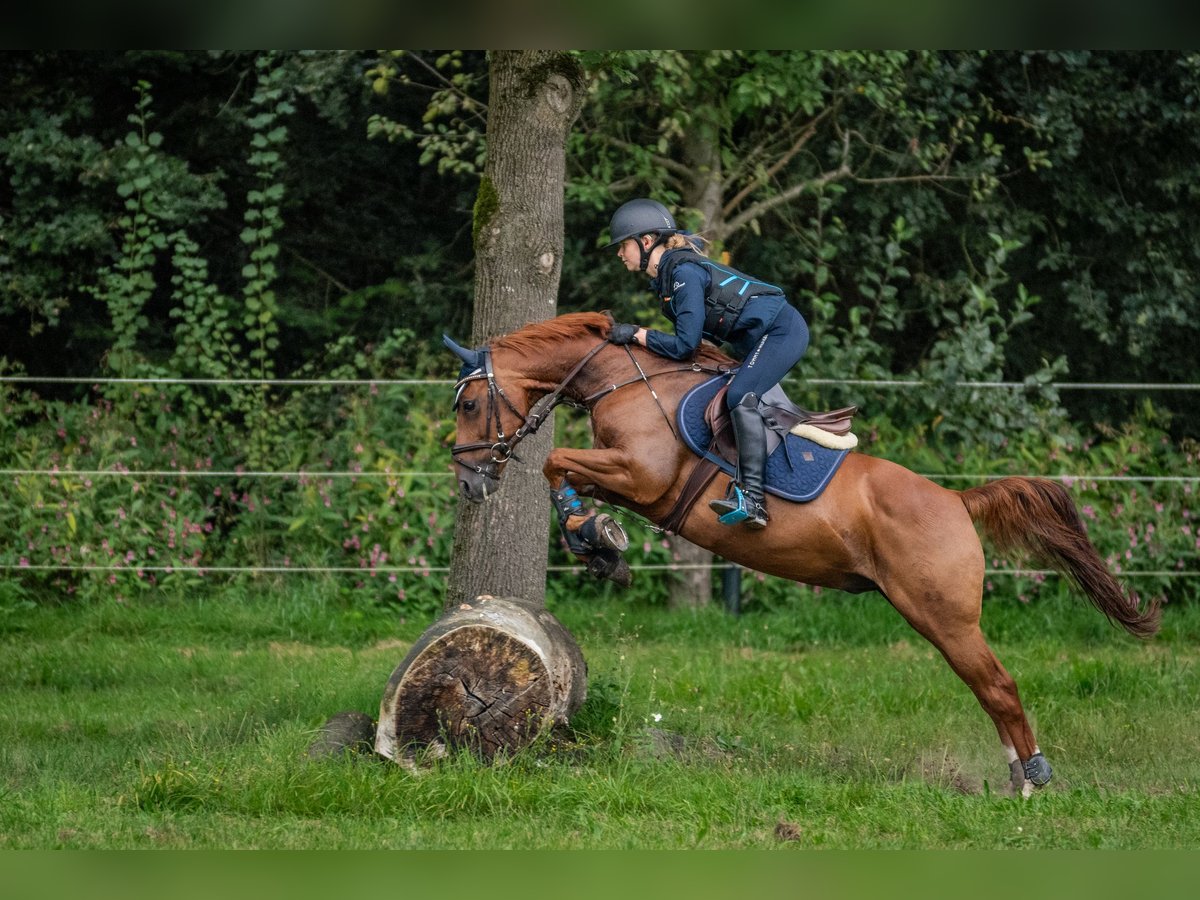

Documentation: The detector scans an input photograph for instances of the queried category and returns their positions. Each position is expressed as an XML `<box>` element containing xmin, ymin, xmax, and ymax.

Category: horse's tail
<box><xmin>960</xmin><ymin>477</ymin><xmax>1160</xmax><ymax>638</ymax></box>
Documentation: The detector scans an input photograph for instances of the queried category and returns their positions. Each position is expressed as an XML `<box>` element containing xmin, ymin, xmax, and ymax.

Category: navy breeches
<box><xmin>726</xmin><ymin>306</ymin><xmax>810</xmax><ymax>409</ymax></box>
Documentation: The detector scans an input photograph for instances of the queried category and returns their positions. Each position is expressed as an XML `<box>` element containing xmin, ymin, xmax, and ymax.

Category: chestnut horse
<box><xmin>445</xmin><ymin>312</ymin><xmax>1159</xmax><ymax>795</ymax></box>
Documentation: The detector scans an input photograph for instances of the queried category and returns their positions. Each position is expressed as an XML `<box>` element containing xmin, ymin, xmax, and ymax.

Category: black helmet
<box><xmin>602</xmin><ymin>198</ymin><xmax>677</xmax><ymax>249</ymax></box>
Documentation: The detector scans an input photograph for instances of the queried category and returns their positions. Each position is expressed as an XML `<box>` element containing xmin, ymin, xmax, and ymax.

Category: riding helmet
<box><xmin>602</xmin><ymin>198</ymin><xmax>678</xmax><ymax>248</ymax></box>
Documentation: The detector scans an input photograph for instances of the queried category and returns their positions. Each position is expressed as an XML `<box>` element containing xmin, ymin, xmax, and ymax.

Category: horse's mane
<box><xmin>494</xmin><ymin>311</ymin><xmax>733</xmax><ymax>367</ymax></box>
<box><xmin>493</xmin><ymin>312</ymin><xmax>610</xmax><ymax>358</ymax></box>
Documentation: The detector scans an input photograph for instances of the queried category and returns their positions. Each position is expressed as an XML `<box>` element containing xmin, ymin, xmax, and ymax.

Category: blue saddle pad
<box><xmin>677</xmin><ymin>375</ymin><xmax>849</xmax><ymax>503</ymax></box>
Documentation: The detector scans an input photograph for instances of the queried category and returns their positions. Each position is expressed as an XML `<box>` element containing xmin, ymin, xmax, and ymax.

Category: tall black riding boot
<box><xmin>708</xmin><ymin>392</ymin><xmax>770</xmax><ymax>529</ymax></box>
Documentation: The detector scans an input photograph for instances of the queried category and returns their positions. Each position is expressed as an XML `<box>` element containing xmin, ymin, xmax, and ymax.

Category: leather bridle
<box><xmin>450</xmin><ymin>339</ymin><xmax>609</xmax><ymax>483</ymax></box>
<box><xmin>450</xmin><ymin>338</ymin><xmax>728</xmax><ymax>483</ymax></box>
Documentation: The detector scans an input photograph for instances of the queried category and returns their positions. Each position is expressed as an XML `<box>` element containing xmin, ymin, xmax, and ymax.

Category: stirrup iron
<box><xmin>710</xmin><ymin>483</ymin><xmax>752</xmax><ymax>525</ymax></box>
<box><xmin>710</xmin><ymin>482</ymin><xmax>766</xmax><ymax>528</ymax></box>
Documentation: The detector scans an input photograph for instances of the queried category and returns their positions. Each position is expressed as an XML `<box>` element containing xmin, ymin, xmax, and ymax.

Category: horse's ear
<box><xmin>442</xmin><ymin>334</ymin><xmax>481</xmax><ymax>371</ymax></box>
<box><xmin>600</xmin><ymin>310</ymin><xmax>616</xmax><ymax>327</ymax></box>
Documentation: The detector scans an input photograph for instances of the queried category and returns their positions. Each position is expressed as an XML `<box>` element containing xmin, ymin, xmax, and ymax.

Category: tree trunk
<box><xmin>444</xmin><ymin>51</ymin><xmax>585</xmax><ymax>609</ymax></box>
<box><xmin>375</xmin><ymin>594</ymin><xmax>587</xmax><ymax>761</ymax></box>
<box><xmin>375</xmin><ymin>55</ymin><xmax>588</xmax><ymax>765</ymax></box>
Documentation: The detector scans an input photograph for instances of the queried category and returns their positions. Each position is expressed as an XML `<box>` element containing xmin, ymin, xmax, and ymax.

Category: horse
<box><xmin>444</xmin><ymin>311</ymin><xmax>1160</xmax><ymax>796</ymax></box>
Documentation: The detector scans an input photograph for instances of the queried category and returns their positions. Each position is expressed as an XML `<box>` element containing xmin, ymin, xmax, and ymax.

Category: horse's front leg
<box><xmin>543</xmin><ymin>446</ymin><xmax>669</xmax><ymax>587</ymax></box>
<box><xmin>544</xmin><ymin>446</ymin><xmax>671</xmax><ymax>506</ymax></box>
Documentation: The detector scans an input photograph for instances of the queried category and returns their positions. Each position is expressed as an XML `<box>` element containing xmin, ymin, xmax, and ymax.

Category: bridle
<box><xmin>450</xmin><ymin>339</ymin><xmax>609</xmax><ymax>482</ymax></box>
<box><xmin>450</xmin><ymin>337</ymin><xmax>728</xmax><ymax>483</ymax></box>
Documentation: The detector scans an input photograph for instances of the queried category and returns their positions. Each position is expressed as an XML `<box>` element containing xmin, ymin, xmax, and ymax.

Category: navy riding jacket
<box><xmin>642</xmin><ymin>250</ymin><xmax>810</xmax><ymax>406</ymax></box>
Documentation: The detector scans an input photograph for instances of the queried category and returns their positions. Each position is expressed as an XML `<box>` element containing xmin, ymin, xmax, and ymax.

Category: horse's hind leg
<box><xmin>936</xmin><ymin>627</ymin><xmax>1052</xmax><ymax>797</ymax></box>
<box><xmin>880</xmin><ymin>573</ymin><xmax>1051</xmax><ymax>796</ymax></box>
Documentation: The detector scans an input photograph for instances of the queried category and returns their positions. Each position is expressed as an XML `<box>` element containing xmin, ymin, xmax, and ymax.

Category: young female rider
<box><xmin>603</xmin><ymin>198</ymin><xmax>810</xmax><ymax>529</ymax></box>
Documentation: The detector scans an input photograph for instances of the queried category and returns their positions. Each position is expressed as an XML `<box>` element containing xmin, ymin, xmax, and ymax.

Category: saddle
<box><xmin>661</xmin><ymin>376</ymin><xmax>859</xmax><ymax>534</ymax></box>
<box><xmin>703</xmin><ymin>383</ymin><xmax>859</xmax><ymax>461</ymax></box>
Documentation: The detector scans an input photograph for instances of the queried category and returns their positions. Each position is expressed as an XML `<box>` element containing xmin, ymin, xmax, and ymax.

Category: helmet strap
<box><xmin>638</xmin><ymin>233</ymin><xmax>669</xmax><ymax>273</ymax></box>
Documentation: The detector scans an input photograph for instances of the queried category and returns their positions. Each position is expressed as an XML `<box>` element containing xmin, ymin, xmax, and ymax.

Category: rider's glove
<box><xmin>609</xmin><ymin>323</ymin><xmax>639</xmax><ymax>345</ymax></box>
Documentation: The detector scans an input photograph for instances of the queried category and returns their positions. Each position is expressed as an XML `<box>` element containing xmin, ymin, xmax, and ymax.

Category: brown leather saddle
<box><xmin>703</xmin><ymin>383</ymin><xmax>858</xmax><ymax>462</ymax></box>
<box><xmin>659</xmin><ymin>382</ymin><xmax>858</xmax><ymax>533</ymax></box>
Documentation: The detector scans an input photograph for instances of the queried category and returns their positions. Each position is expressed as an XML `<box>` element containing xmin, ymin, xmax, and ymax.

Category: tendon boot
<box><xmin>708</xmin><ymin>393</ymin><xmax>770</xmax><ymax>529</ymax></box>
<box><xmin>551</xmin><ymin>481</ymin><xmax>630</xmax><ymax>556</ymax></box>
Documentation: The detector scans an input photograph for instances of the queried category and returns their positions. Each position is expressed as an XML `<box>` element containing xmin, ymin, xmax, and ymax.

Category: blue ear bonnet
<box><xmin>442</xmin><ymin>333</ymin><xmax>485</xmax><ymax>382</ymax></box>
<box><xmin>456</xmin><ymin>359</ymin><xmax>481</xmax><ymax>382</ymax></box>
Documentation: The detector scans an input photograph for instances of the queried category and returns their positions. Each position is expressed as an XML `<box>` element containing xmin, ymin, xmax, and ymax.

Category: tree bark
<box><xmin>374</xmin><ymin>594</ymin><xmax>587</xmax><ymax>761</ymax></box>
<box><xmin>444</xmin><ymin>51</ymin><xmax>585</xmax><ymax>609</ymax></box>
<box><xmin>374</xmin><ymin>55</ymin><xmax>588</xmax><ymax>765</ymax></box>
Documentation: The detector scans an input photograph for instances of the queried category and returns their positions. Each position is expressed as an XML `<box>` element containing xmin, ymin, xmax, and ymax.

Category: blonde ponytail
<box><xmin>665</xmin><ymin>232</ymin><xmax>710</xmax><ymax>256</ymax></box>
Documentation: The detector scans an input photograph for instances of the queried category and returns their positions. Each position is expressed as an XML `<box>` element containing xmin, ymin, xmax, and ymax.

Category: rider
<box><xmin>602</xmin><ymin>198</ymin><xmax>810</xmax><ymax>529</ymax></box>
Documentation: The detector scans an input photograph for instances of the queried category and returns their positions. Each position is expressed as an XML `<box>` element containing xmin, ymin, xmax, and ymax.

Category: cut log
<box><xmin>374</xmin><ymin>594</ymin><xmax>586</xmax><ymax>762</ymax></box>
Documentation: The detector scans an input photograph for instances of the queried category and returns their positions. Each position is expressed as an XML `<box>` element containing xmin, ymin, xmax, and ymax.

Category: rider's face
<box><xmin>616</xmin><ymin>237</ymin><xmax>643</xmax><ymax>272</ymax></box>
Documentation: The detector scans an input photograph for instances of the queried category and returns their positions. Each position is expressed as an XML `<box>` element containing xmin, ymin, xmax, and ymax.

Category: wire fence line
<box><xmin>2</xmin><ymin>468</ymin><xmax>1195</xmax><ymax>484</ymax></box>
<box><xmin>3</xmin><ymin>374</ymin><xmax>1199</xmax><ymax>391</ymax></box>
<box><xmin>0</xmin><ymin>375</ymin><xmax>449</xmax><ymax>387</ymax></box>
<box><xmin>0</xmin><ymin>469</ymin><xmax>454</xmax><ymax>479</ymax></box>
<box><xmin>2</xmin><ymin>563</ymin><xmax>1195</xmax><ymax>579</ymax></box>
<box><xmin>4</xmin><ymin>373</ymin><xmax>1194</xmax><ymax>587</ymax></box>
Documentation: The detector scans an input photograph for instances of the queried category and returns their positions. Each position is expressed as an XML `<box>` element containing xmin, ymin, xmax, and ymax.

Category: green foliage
<box><xmin>0</xmin><ymin>111</ymin><xmax>109</xmax><ymax>329</ymax></box>
<box><xmin>1</xmin><ymin>51</ymin><xmax>1198</xmax><ymax>618</ymax></box>
<box><xmin>0</xmin><ymin>377</ymin><xmax>226</xmax><ymax>602</ymax></box>
<box><xmin>1</xmin><ymin>70</ymin><xmax>463</xmax><ymax>617</ymax></box>
<box><xmin>366</xmin><ymin>50</ymin><xmax>488</xmax><ymax>176</ymax></box>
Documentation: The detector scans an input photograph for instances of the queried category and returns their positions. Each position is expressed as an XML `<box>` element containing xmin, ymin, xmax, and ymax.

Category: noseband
<box><xmin>450</xmin><ymin>339</ymin><xmax>609</xmax><ymax>482</ymax></box>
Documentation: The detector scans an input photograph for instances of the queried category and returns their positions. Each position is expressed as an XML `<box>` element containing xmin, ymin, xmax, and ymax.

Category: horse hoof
<box><xmin>591</xmin><ymin>513</ymin><xmax>630</xmax><ymax>552</ymax></box>
<box><xmin>587</xmin><ymin>549</ymin><xmax>632</xmax><ymax>588</ymax></box>
<box><xmin>1008</xmin><ymin>754</ymin><xmax>1052</xmax><ymax>796</ymax></box>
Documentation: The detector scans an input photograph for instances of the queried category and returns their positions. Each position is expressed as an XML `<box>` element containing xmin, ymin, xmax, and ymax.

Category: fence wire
<box><xmin>2</xmin><ymin>563</ymin><xmax>1195</xmax><ymax>579</ymax></box>
<box><xmin>3</xmin><ymin>375</ymin><xmax>1200</xmax><ymax>390</ymax></box>
<box><xmin>3</xmin><ymin>373</ymin><xmax>1195</xmax><ymax>584</ymax></box>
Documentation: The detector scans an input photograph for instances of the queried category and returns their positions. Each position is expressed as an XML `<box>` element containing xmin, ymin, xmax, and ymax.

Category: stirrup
<box><xmin>709</xmin><ymin>483</ymin><xmax>767</xmax><ymax>527</ymax></box>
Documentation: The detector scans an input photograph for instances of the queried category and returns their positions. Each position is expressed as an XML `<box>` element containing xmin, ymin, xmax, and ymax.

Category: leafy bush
<box><xmin>3</xmin><ymin>64</ymin><xmax>1194</xmax><ymax>621</ymax></box>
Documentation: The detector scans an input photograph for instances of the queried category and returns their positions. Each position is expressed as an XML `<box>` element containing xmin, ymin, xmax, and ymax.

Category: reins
<box><xmin>623</xmin><ymin>345</ymin><xmax>679</xmax><ymax>441</ymax></box>
<box><xmin>450</xmin><ymin>338</ymin><xmax>609</xmax><ymax>480</ymax></box>
<box><xmin>450</xmin><ymin>336</ymin><xmax>726</xmax><ymax>481</ymax></box>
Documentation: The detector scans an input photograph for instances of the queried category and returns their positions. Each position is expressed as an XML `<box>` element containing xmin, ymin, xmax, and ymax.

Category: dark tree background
<box><xmin>1</xmin><ymin>50</ymin><xmax>1196</xmax><ymax>612</ymax></box>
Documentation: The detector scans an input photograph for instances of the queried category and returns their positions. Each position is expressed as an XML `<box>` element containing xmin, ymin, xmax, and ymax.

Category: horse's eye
<box><xmin>461</xmin><ymin>399</ymin><xmax>478</xmax><ymax>413</ymax></box>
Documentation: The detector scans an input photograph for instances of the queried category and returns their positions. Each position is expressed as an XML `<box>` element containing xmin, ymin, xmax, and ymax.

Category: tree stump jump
<box><xmin>374</xmin><ymin>594</ymin><xmax>587</xmax><ymax>762</ymax></box>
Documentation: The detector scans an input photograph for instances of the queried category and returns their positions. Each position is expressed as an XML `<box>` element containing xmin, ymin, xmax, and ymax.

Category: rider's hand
<box><xmin>609</xmin><ymin>323</ymin><xmax>640</xmax><ymax>345</ymax></box>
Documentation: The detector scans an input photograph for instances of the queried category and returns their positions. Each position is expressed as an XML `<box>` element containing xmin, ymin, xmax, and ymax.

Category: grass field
<box><xmin>2</xmin><ymin>580</ymin><xmax>1198</xmax><ymax>849</ymax></box>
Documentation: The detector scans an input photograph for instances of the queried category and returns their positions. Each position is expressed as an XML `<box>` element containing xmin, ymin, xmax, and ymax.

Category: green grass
<box><xmin>1</xmin><ymin>582</ymin><xmax>1198</xmax><ymax>848</ymax></box>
